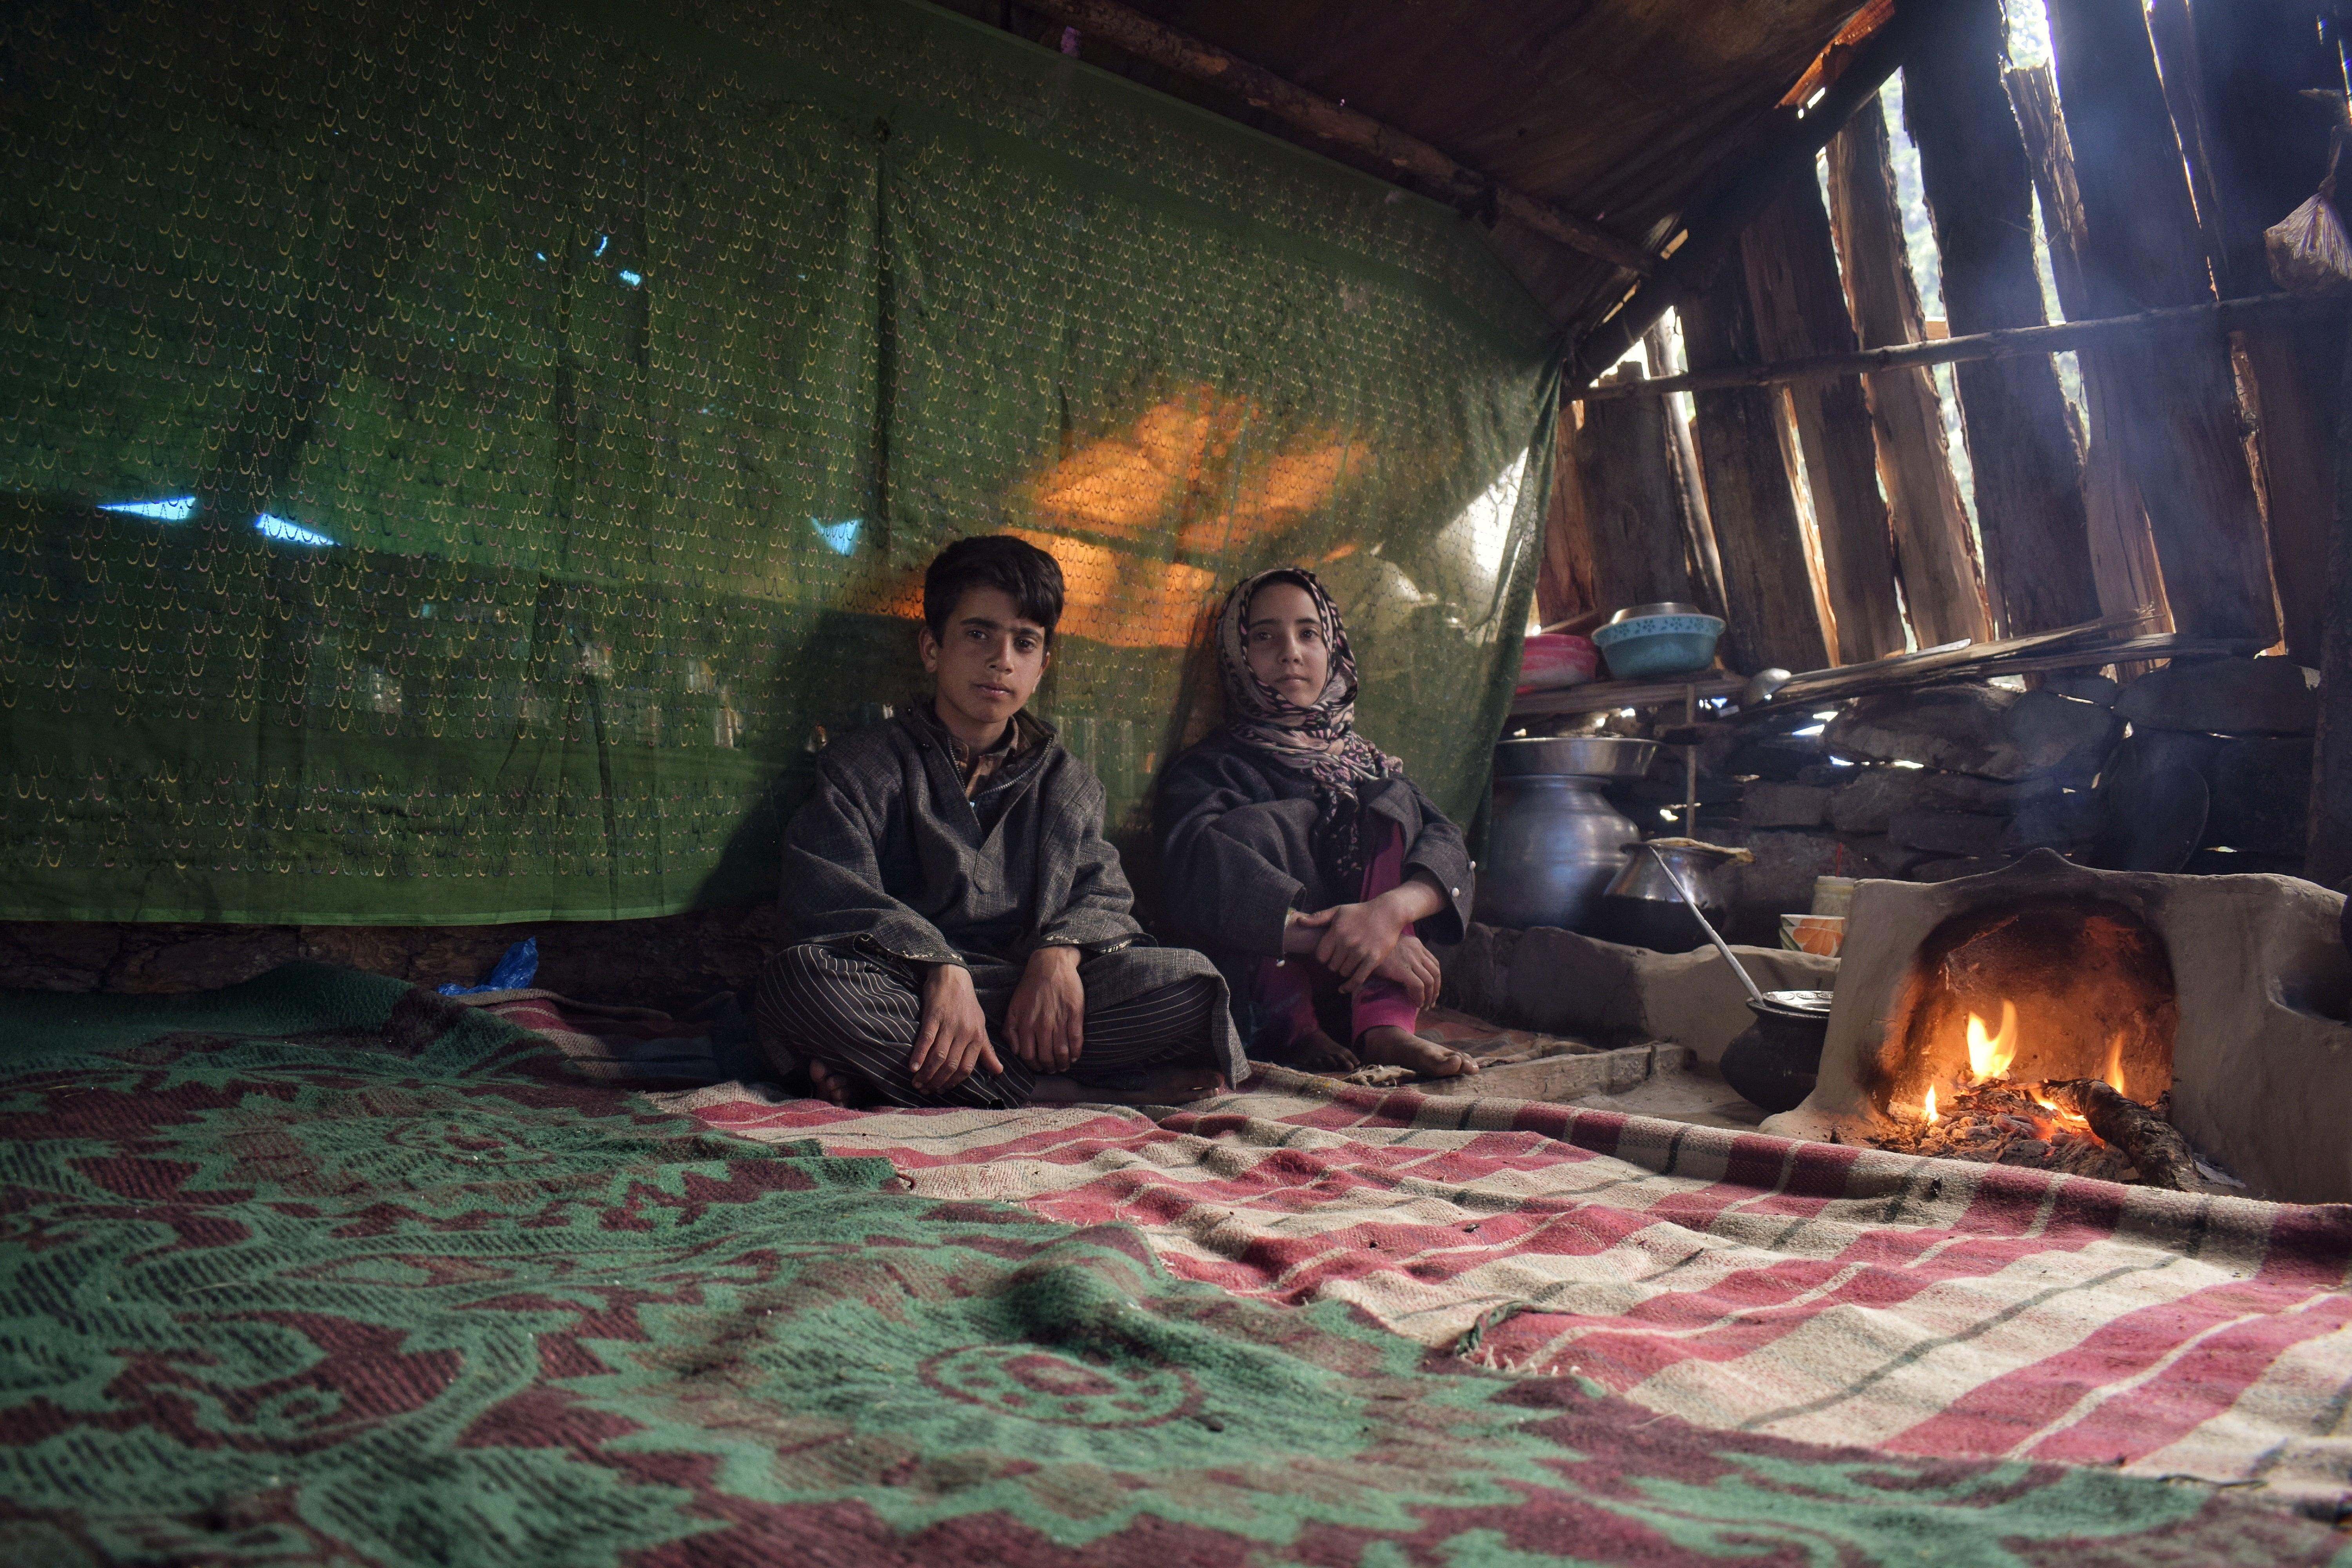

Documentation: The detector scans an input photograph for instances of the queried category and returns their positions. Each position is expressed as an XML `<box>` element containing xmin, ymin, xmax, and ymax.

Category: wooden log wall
<box><xmin>1573</xmin><ymin>368</ymin><xmax>1699</xmax><ymax>613</ymax></box>
<box><xmin>1679</xmin><ymin>262</ymin><xmax>1833</xmax><ymax>675</ymax></box>
<box><xmin>1546</xmin><ymin>0</ymin><xmax>2338</xmax><ymax>726</ymax></box>
<box><xmin>1822</xmin><ymin>98</ymin><xmax>1991</xmax><ymax>651</ymax></box>
<box><xmin>2005</xmin><ymin>64</ymin><xmax>2173</xmax><ymax>634</ymax></box>
<box><xmin>2045</xmin><ymin>0</ymin><xmax>2279</xmax><ymax>645</ymax></box>
<box><xmin>2190</xmin><ymin>0</ymin><xmax>2347</xmax><ymax>668</ymax></box>
<box><xmin>1741</xmin><ymin>184</ymin><xmax>1907</xmax><ymax>662</ymax></box>
<box><xmin>1904</xmin><ymin>0</ymin><xmax>2103</xmax><ymax>638</ymax></box>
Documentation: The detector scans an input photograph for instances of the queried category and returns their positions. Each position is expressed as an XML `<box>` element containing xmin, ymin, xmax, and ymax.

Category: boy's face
<box><xmin>919</xmin><ymin>585</ymin><xmax>1050</xmax><ymax>742</ymax></box>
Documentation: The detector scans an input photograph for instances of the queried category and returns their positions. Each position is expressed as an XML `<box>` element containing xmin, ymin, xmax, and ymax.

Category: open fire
<box><xmin>1878</xmin><ymin>995</ymin><xmax>2198</xmax><ymax>1187</ymax></box>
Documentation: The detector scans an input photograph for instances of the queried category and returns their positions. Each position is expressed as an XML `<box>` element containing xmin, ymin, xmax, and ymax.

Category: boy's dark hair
<box><xmin>922</xmin><ymin>534</ymin><xmax>1065</xmax><ymax>644</ymax></box>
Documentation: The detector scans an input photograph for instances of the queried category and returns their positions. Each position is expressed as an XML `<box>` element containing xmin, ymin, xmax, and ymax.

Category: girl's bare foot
<box><xmin>1031</xmin><ymin>1065</ymin><xmax>1226</xmax><ymax>1106</ymax></box>
<box><xmin>1354</xmin><ymin>1025</ymin><xmax>1479</xmax><ymax>1080</ymax></box>
<box><xmin>1283</xmin><ymin>1029</ymin><xmax>1360</xmax><ymax>1075</ymax></box>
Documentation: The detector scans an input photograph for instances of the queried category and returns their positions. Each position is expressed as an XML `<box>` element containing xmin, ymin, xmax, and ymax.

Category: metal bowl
<box><xmin>1605</xmin><ymin>601</ymin><xmax>1706</xmax><ymax>625</ymax></box>
<box><xmin>1492</xmin><ymin>735</ymin><xmax>1659</xmax><ymax>780</ymax></box>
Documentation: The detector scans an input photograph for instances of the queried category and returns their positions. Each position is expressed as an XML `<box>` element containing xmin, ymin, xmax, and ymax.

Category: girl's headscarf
<box><xmin>1214</xmin><ymin>567</ymin><xmax>1400</xmax><ymax>885</ymax></box>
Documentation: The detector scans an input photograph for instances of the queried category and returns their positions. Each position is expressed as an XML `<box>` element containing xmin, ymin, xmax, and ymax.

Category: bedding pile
<box><xmin>3</xmin><ymin>966</ymin><xmax>2347</xmax><ymax>1564</ymax></box>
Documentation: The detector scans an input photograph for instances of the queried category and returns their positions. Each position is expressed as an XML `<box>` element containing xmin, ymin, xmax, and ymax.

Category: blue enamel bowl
<box><xmin>1590</xmin><ymin>612</ymin><xmax>1726</xmax><ymax>678</ymax></box>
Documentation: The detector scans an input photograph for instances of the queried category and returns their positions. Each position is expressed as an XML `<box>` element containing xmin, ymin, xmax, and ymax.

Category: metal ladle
<box><xmin>1645</xmin><ymin>843</ymin><xmax>1766</xmax><ymax>1007</ymax></box>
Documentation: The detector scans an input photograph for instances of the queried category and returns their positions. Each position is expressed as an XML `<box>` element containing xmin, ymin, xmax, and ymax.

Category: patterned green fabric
<box><xmin>5</xmin><ymin>965</ymin><xmax>2349</xmax><ymax>1566</ymax></box>
<box><xmin>0</xmin><ymin>0</ymin><xmax>1554</xmax><ymax>924</ymax></box>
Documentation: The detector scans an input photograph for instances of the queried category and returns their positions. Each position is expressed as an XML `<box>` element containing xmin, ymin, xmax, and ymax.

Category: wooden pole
<box><xmin>1904</xmin><ymin>0</ymin><xmax>2103</xmax><ymax>637</ymax></box>
<box><xmin>1575</xmin><ymin>368</ymin><xmax>1698</xmax><ymax>613</ymax></box>
<box><xmin>1740</xmin><ymin>181</ymin><xmax>1907</xmax><ymax>662</ymax></box>
<box><xmin>2307</xmin><ymin>332</ymin><xmax>2352</xmax><ymax>890</ymax></box>
<box><xmin>1015</xmin><ymin>0</ymin><xmax>1654</xmax><ymax>277</ymax></box>
<box><xmin>1824</xmin><ymin>97</ymin><xmax>1991</xmax><ymax>650</ymax></box>
<box><xmin>1571</xmin><ymin>293</ymin><xmax>2337</xmax><ymax>402</ymax></box>
<box><xmin>2047</xmin><ymin>0</ymin><xmax>2280</xmax><ymax>645</ymax></box>
<box><xmin>2005</xmin><ymin>64</ymin><xmax>2174</xmax><ymax>639</ymax></box>
<box><xmin>1534</xmin><ymin>407</ymin><xmax>1599</xmax><ymax>628</ymax></box>
<box><xmin>1679</xmin><ymin>262</ymin><xmax>1833</xmax><ymax>676</ymax></box>
<box><xmin>1644</xmin><ymin>320</ymin><xmax>1730</xmax><ymax>622</ymax></box>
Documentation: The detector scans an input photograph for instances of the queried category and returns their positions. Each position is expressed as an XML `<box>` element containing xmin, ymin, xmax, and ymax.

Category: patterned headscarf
<box><xmin>1215</xmin><ymin>567</ymin><xmax>1400</xmax><ymax>885</ymax></box>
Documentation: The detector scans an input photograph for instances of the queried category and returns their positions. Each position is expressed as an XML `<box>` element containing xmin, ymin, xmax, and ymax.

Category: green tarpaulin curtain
<box><xmin>1</xmin><ymin>0</ymin><xmax>1557</xmax><ymax>925</ymax></box>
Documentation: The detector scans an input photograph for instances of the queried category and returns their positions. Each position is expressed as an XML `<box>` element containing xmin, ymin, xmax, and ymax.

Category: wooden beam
<box><xmin>1895</xmin><ymin>0</ymin><xmax>2099</xmax><ymax>635</ymax></box>
<box><xmin>2047</xmin><ymin>0</ymin><xmax>2280</xmax><ymax>645</ymax></box>
<box><xmin>1643</xmin><ymin>321</ymin><xmax>1729</xmax><ymax>621</ymax></box>
<box><xmin>2241</xmin><ymin>318</ymin><xmax>2348</xmax><ymax>667</ymax></box>
<box><xmin>1018</xmin><ymin>0</ymin><xmax>1655</xmax><ymax>276</ymax></box>
<box><xmin>1741</xmin><ymin>180</ymin><xmax>1906</xmax><ymax>662</ymax></box>
<box><xmin>2305</xmin><ymin>332</ymin><xmax>2352</xmax><ymax>889</ymax></box>
<box><xmin>2006</xmin><ymin>64</ymin><xmax>2174</xmax><ymax>640</ymax></box>
<box><xmin>1679</xmin><ymin>262</ymin><xmax>1832</xmax><ymax>676</ymax></box>
<box><xmin>1564</xmin><ymin>0</ymin><xmax>1933</xmax><ymax>382</ymax></box>
<box><xmin>1575</xmin><ymin>368</ymin><xmax>1697</xmax><ymax>614</ymax></box>
<box><xmin>1824</xmin><ymin>96</ymin><xmax>1991</xmax><ymax>650</ymax></box>
<box><xmin>1572</xmin><ymin>293</ymin><xmax>2341</xmax><ymax>401</ymax></box>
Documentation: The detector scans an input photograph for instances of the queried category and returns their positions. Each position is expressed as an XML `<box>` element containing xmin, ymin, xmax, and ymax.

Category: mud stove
<box><xmin>1763</xmin><ymin>850</ymin><xmax>2352</xmax><ymax>1203</ymax></box>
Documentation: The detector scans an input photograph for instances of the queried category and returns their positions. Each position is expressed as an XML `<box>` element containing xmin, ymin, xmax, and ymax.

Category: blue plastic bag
<box><xmin>436</xmin><ymin>936</ymin><xmax>539</xmax><ymax>996</ymax></box>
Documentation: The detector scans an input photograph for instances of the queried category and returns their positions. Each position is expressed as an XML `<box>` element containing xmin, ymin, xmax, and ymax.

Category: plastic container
<box><xmin>1514</xmin><ymin>632</ymin><xmax>1599</xmax><ymax>693</ymax></box>
<box><xmin>1591</xmin><ymin>610</ymin><xmax>1725</xmax><ymax>679</ymax></box>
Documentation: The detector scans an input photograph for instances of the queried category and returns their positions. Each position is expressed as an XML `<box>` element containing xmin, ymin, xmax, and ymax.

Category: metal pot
<box><xmin>1475</xmin><ymin>737</ymin><xmax>1657</xmax><ymax>933</ymax></box>
<box><xmin>1586</xmin><ymin>840</ymin><xmax>1747</xmax><ymax>953</ymax></box>
<box><xmin>1719</xmin><ymin>989</ymin><xmax>1835</xmax><ymax>1112</ymax></box>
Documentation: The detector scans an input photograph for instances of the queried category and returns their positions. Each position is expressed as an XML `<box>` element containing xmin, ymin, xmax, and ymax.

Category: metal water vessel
<box><xmin>1473</xmin><ymin>737</ymin><xmax>1655</xmax><ymax>933</ymax></box>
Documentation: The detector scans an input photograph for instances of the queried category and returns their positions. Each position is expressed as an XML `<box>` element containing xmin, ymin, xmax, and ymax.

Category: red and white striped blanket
<box><xmin>485</xmin><ymin>991</ymin><xmax>2352</xmax><ymax>1521</ymax></box>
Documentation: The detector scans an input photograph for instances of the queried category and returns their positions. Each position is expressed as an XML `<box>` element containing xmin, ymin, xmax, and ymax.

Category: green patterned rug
<box><xmin>4</xmin><ymin>965</ymin><xmax>2344</xmax><ymax>1565</ymax></box>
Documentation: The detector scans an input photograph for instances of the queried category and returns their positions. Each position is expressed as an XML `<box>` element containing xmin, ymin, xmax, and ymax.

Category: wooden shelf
<box><xmin>1508</xmin><ymin>673</ymin><xmax>1744</xmax><ymax>721</ymax></box>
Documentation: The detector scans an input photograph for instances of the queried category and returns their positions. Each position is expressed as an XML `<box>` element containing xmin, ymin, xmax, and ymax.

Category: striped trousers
<box><xmin>753</xmin><ymin>943</ymin><xmax>1222</xmax><ymax>1109</ymax></box>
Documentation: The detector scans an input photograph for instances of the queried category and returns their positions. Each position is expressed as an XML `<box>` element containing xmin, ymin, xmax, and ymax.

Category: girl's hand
<box><xmin>1374</xmin><ymin>932</ymin><xmax>1443</xmax><ymax>1007</ymax></box>
<box><xmin>1314</xmin><ymin>899</ymin><xmax>1410</xmax><ymax>993</ymax></box>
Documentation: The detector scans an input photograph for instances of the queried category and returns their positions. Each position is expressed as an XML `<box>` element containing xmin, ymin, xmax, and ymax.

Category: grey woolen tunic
<box><xmin>780</xmin><ymin>710</ymin><xmax>1245</xmax><ymax>1085</ymax></box>
<box><xmin>1154</xmin><ymin>731</ymin><xmax>1473</xmax><ymax>1049</ymax></box>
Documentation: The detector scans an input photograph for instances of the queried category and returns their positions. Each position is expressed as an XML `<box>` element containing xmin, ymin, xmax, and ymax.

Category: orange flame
<box><xmin>2103</xmin><ymin>1033</ymin><xmax>2125</xmax><ymax>1098</ymax></box>
<box><xmin>1923</xmin><ymin>1085</ymin><xmax>1939</xmax><ymax>1123</ymax></box>
<box><xmin>1965</xmin><ymin>1001</ymin><xmax>2019</xmax><ymax>1082</ymax></box>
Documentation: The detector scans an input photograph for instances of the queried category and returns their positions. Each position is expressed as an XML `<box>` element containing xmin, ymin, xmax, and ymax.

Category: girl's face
<box><xmin>1243</xmin><ymin>581</ymin><xmax>1330</xmax><ymax>712</ymax></box>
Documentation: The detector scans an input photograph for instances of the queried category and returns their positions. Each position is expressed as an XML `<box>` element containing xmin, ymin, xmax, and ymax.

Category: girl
<box><xmin>1156</xmin><ymin>567</ymin><xmax>1479</xmax><ymax>1078</ymax></box>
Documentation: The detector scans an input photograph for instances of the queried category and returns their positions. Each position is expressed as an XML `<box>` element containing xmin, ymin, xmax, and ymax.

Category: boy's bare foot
<box><xmin>1354</xmin><ymin>1025</ymin><xmax>1479</xmax><ymax>1080</ymax></box>
<box><xmin>805</xmin><ymin>1059</ymin><xmax>875</xmax><ymax>1107</ymax></box>
<box><xmin>1285</xmin><ymin>1029</ymin><xmax>1360</xmax><ymax>1075</ymax></box>
<box><xmin>1030</xmin><ymin>1065</ymin><xmax>1226</xmax><ymax>1106</ymax></box>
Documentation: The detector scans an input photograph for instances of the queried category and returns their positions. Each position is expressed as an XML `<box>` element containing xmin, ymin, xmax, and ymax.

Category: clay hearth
<box><xmin>1763</xmin><ymin>850</ymin><xmax>2352</xmax><ymax>1202</ymax></box>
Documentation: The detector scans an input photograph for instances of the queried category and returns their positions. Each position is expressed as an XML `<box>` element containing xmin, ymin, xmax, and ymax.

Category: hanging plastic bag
<box><xmin>2267</xmin><ymin>120</ymin><xmax>2352</xmax><ymax>293</ymax></box>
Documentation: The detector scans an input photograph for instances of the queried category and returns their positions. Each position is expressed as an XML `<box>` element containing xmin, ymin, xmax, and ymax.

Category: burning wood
<box><xmin>1874</xmin><ymin>1077</ymin><xmax>2139</xmax><ymax>1183</ymax></box>
<box><xmin>2033</xmin><ymin>1078</ymin><xmax>2200</xmax><ymax>1191</ymax></box>
<box><xmin>1872</xmin><ymin>1001</ymin><xmax>2201</xmax><ymax>1188</ymax></box>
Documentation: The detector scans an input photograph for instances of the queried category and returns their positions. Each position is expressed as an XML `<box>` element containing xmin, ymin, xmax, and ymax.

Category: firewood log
<box><xmin>2036</xmin><ymin>1078</ymin><xmax>2201</xmax><ymax>1190</ymax></box>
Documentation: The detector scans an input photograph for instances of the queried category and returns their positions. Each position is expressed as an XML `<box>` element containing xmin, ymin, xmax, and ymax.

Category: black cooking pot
<box><xmin>1719</xmin><ymin>989</ymin><xmax>1835</xmax><ymax>1113</ymax></box>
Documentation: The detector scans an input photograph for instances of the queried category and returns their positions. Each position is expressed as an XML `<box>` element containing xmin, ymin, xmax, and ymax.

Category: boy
<box><xmin>757</xmin><ymin>534</ymin><xmax>1243</xmax><ymax>1108</ymax></box>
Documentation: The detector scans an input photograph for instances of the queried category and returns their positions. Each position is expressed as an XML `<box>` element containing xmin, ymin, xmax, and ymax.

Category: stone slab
<box><xmin>2204</xmin><ymin>737</ymin><xmax>2316</xmax><ymax>856</ymax></box>
<box><xmin>1888</xmin><ymin>808</ymin><xmax>2010</xmax><ymax>858</ymax></box>
<box><xmin>1741</xmin><ymin>782</ymin><xmax>1830</xmax><ymax>828</ymax></box>
<box><xmin>2116</xmin><ymin>656</ymin><xmax>2319</xmax><ymax>737</ymax></box>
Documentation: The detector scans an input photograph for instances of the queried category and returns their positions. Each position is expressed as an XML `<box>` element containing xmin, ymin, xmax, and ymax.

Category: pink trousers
<box><xmin>1254</xmin><ymin>822</ymin><xmax>1421</xmax><ymax>1049</ymax></box>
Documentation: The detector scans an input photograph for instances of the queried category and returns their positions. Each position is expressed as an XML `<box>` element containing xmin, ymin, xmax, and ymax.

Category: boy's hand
<box><xmin>1007</xmin><ymin>945</ymin><xmax>1084</xmax><ymax>1072</ymax></box>
<box><xmin>1374</xmin><ymin>932</ymin><xmax>1443</xmax><ymax>1007</ymax></box>
<box><xmin>911</xmin><ymin>963</ymin><xmax>1001</xmax><ymax>1093</ymax></box>
<box><xmin>1313</xmin><ymin>899</ymin><xmax>1410</xmax><ymax>994</ymax></box>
